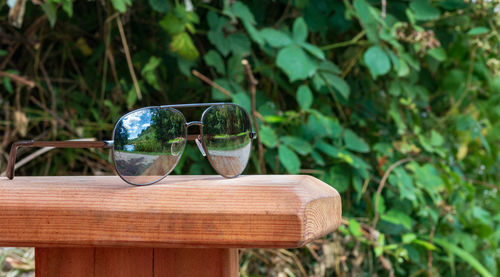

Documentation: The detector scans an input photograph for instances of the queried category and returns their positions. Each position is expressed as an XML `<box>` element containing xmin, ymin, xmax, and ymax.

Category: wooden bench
<box><xmin>0</xmin><ymin>175</ymin><xmax>341</xmax><ymax>276</ymax></box>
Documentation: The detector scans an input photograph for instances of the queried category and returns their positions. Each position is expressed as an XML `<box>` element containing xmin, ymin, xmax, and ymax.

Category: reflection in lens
<box><xmin>113</xmin><ymin>107</ymin><xmax>186</xmax><ymax>185</ymax></box>
<box><xmin>202</xmin><ymin>104</ymin><xmax>251</xmax><ymax>177</ymax></box>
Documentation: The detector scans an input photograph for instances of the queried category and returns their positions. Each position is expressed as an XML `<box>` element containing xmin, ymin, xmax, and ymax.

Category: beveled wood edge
<box><xmin>296</xmin><ymin>175</ymin><xmax>342</xmax><ymax>248</ymax></box>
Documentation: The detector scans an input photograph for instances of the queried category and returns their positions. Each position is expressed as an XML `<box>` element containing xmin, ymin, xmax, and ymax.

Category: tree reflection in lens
<box><xmin>113</xmin><ymin>107</ymin><xmax>186</xmax><ymax>185</ymax></box>
<box><xmin>202</xmin><ymin>104</ymin><xmax>251</xmax><ymax>177</ymax></box>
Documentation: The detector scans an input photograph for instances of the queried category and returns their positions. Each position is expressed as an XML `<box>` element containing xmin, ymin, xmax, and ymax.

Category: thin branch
<box><xmin>39</xmin><ymin>62</ymin><xmax>58</xmax><ymax>136</ymax></box>
<box><xmin>30</xmin><ymin>96</ymin><xmax>79</xmax><ymax>136</ymax></box>
<box><xmin>191</xmin><ymin>69</ymin><xmax>232</xmax><ymax>97</ymax></box>
<box><xmin>242</xmin><ymin>59</ymin><xmax>266</xmax><ymax>174</ymax></box>
<box><xmin>372</xmin><ymin>157</ymin><xmax>412</xmax><ymax>228</ymax></box>
<box><xmin>428</xmin><ymin>218</ymin><xmax>436</xmax><ymax>277</ymax></box>
<box><xmin>320</xmin><ymin>30</ymin><xmax>366</xmax><ymax>51</ymax></box>
<box><xmin>116</xmin><ymin>16</ymin><xmax>142</xmax><ymax>100</ymax></box>
<box><xmin>466</xmin><ymin>179</ymin><xmax>499</xmax><ymax>190</ymax></box>
<box><xmin>381</xmin><ymin>0</ymin><xmax>387</xmax><ymax>19</ymax></box>
<box><xmin>274</xmin><ymin>0</ymin><xmax>292</xmax><ymax>27</ymax></box>
<box><xmin>0</xmin><ymin>71</ymin><xmax>35</xmax><ymax>88</ymax></box>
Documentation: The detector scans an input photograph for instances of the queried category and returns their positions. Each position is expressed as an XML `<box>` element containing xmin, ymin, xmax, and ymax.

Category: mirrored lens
<box><xmin>113</xmin><ymin>107</ymin><xmax>186</xmax><ymax>185</ymax></box>
<box><xmin>202</xmin><ymin>104</ymin><xmax>251</xmax><ymax>177</ymax></box>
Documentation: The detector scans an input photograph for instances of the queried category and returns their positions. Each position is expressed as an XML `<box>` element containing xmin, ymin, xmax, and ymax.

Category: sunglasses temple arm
<box><xmin>6</xmin><ymin>140</ymin><xmax>113</xmax><ymax>180</ymax></box>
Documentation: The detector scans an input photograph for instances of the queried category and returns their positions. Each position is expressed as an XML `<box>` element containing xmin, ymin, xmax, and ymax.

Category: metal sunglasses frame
<box><xmin>6</xmin><ymin>103</ymin><xmax>257</xmax><ymax>186</ymax></box>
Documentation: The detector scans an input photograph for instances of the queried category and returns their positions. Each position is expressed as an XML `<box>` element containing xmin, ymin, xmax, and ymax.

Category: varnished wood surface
<box><xmin>35</xmin><ymin>248</ymin><xmax>238</xmax><ymax>277</ymax></box>
<box><xmin>0</xmin><ymin>175</ymin><xmax>341</xmax><ymax>248</ymax></box>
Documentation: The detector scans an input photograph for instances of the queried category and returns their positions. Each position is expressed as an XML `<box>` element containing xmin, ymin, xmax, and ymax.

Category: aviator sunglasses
<box><xmin>6</xmin><ymin>103</ymin><xmax>256</xmax><ymax>185</ymax></box>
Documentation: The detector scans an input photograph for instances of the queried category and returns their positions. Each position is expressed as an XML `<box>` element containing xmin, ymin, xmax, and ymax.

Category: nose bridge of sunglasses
<box><xmin>184</xmin><ymin>121</ymin><xmax>207</xmax><ymax>157</ymax></box>
<box><xmin>185</xmin><ymin>121</ymin><xmax>203</xmax><ymax>128</ymax></box>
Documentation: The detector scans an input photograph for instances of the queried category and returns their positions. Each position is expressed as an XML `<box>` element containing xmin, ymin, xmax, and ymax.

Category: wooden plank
<box><xmin>154</xmin><ymin>248</ymin><xmax>239</xmax><ymax>277</ymax></box>
<box><xmin>35</xmin><ymin>248</ymin><xmax>94</xmax><ymax>277</ymax></box>
<box><xmin>0</xmin><ymin>175</ymin><xmax>341</xmax><ymax>248</ymax></box>
<box><xmin>35</xmin><ymin>247</ymin><xmax>238</xmax><ymax>277</ymax></box>
<box><xmin>95</xmin><ymin>248</ymin><xmax>153</xmax><ymax>277</ymax></box>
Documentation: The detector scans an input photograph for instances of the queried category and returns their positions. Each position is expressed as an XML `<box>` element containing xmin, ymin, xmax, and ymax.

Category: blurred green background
<box><xmin>0</xmin><ymin>0</ymin><xmax>499</xmax><ymax>276</ymax></box>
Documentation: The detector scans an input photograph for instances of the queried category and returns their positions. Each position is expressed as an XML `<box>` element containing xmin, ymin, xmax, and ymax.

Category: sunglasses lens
<box><xmin>113</xmin><ymin>107</ymin><xmax>186</xmax><ymax>185</ymax></box>
<box><xmin>202</xmin><ymin>104</ymin><xmax>252</xmax><ymax>177</ymax></box>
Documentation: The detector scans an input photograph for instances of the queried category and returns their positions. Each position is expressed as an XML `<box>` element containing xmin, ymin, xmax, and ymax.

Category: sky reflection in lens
<box><xmin>113</xmin><ymin>107</ymin><xmax>186</xmax><ymax>185</ymax></box>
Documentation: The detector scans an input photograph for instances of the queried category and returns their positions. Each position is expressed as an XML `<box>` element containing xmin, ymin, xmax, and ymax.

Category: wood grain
<box><xmin>36</xmin><ymin>248</ymin><xmax>94</xmax><ymax>277</ymax></box>
<box><xmin>0</xmin><ymin>175</ymin><xmax>341</xmax><ymax>248</ymax></box>
<box><xmin>154</xmin><ymin>248</ymin><xmax>238</xmax><ymax>277</ymax></box>
<box><xmin>35</xmin><ymin>248</ymin><xmax>238</xmax><ymax>277</ymax></box>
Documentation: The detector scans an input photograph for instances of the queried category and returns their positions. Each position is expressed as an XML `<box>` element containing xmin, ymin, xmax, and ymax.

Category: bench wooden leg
<box><xmin>35</xmin><ymin>247</ymin><xmax>239</xmax><ymax>277</ymax></box>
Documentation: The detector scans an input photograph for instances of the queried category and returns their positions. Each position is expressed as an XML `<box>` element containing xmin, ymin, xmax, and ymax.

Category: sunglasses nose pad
<box><xmin>195</xmin><ymin>136</ymin><xmax>206</xmax><ymax>157</ymax></box>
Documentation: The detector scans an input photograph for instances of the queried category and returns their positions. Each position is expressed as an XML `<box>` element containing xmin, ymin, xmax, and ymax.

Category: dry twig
<box><xmin>0</xmin><ymin>71</ymin><xmax>35</xmax><ymax>88</ymax></box>
<box><xmin>116</xmin><ymin>16</ymin><xmax>142</xmax><ymax>100</ymax></box>
<box><xmin>372</xmin><ymin>157</ymin><xmax>412</xmax><ymax>228</ymax></box>
<box><xmin>191</xmin><ymin>70</ymin><xmax>231</xmax><ymax>97</ymax></box>
<box><xmin>242</xmin><ymin>59</ymin><xmax>266</xmax><ymax>174</ymax></box>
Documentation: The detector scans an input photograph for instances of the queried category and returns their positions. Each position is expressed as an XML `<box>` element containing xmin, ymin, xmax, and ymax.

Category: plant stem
<box><xmin>320</xmin><ymin>30</ymin><xmax>366</xmax><ymax>51</ymax></box>
<box><xmin>242</xmin><ymin>59</ymin><xmax>266</xmax><ymax>174</ymax></box>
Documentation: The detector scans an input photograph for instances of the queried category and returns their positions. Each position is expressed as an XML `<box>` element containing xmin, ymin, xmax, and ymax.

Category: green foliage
<box><xmin>1</xmin><ymin>0</ymin><xmax>499</xmax><ymax>276</ymax></box>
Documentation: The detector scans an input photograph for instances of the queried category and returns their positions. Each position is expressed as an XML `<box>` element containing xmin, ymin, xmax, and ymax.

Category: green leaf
<box><xmin>381</xmin><ymin>209</ymin><xmax>413</xmax><ymax>230</ymax></box>
<box><xmin>149</xmin><ymin>0</ymin><xmax>170</xmax><ymax>13</ymax></box>
<box><xmin>280</xmin><ymin>136</ymin><xmax>312</xmax><ymax>155</ymax></box>
<box><xmin>170</xmin><ymin>32</ymin><xmax>199</xmax><ymax>61</ymax></box>
<box><xmin>241</xmin><ymin>21</ymin><xmax>264</xmax><ymax>45</ymax></box>
<box><xmin>279</xmin><ymin>145</ymin><xmax>301</xmax><ymax>174</ymax></box>
<box><xmin>353</xmin><ymin>0</ymin><xmax>379</xmax><ymax>42</ymax></box>
<box><xmin>410</xmin><ymin>0</ymin><xmax>441</xmax><ymax>21</ymax></box>
<box><xmin>2</xmin><ymin>76</ymin><xmax>12</xmax><ymax>94</ymax></box>
<box><xmin>328</xmin><ymin>167</ymin><xmax>350</xmax><ymax>192</ymax></box>
<box><xmin>177</xmin><ymin>57</ymin><xmax>194</xmax><ymax>77</ymax></box>
<box><xmin>296</xmin><ymin>85</ymin><xmax>313</xmax><ymax>110</ymax></box>
<box><xmin>433</xmin><ymin>238</ymin><xmax>494</xmax><ymax>277</ymax></box>
<box><xmin>260</xmin><ymin>28</ymin><xmax>292</xmax><ymax>48</ymax></box>
<box><xmin>226</xmin><ymin>33</ymin><xmax>251</xmax><ymax>56</ymax></box>
<box><xmin>231</xmin><ymin>2</ymin><xmax>256</xmax><ymax>25</ymax></box>
<box><xmin>260</xmin><ymin>125</ymin><xmax>278</xmax><ymax>148</ymax></box>
<box><xmin>0</xmin><ymin>49</ymin><xmax>7</xmax><ymax>56</ymax></box>
<box><xmin>231</xmin><ymin>92</ymin><xmax>251</xmax><ymax>113</ymax></box>
<box><xmin>276</xmin><ymin>45</ymin><xmax>318</xmax><ymax>82</ymax></box>
<box><xmin>41</xmin><ymin>2</ymin><xmax>57</xmax><ymax>27</ymax></box>
<box><xmin>61</xmin><ymin>0</ymin><xmax>73</xmax><ymax>17</ymax></box>
<box><xmin>315</xmin><ymin>140</ymin><xmax>340</xmax><ymax>158</ymax></box>
<box><xmin>204</xmin><ymin>50</ymin><xmax>225</xmax><ymax>75</ymax></box>
<box><xmin>321</xmin><ymin>73</ymin><xmax>350</xmax><ymax>99</ymax></box>
<box><xmin>110</xmin><ymin>0</ymin><xmax>131</xmax><ymax>13</ymax></box>
<box><xmin>160</xmin><ymin>14</ymin><xmax>186</xmax><ymax>35</ymax></box>
<box><xmin>413</xmin><ymin>239</ymin><xmax>437</xmax><ymax>250</ymax></box>
<box><xmin>344</xmin><ymin>129</ymin><xmax>370</xmax><ymax>153</ymax></box>
<box><xmin>348</xmin><ymin>219</ymin><xmax>362</xmax><ymax>237</ymax></box>
<box><xmin>428</xmin><ymin>48</ymin><xmax>446</xmax><ymax>62</ymax></box>
<box><xmin>402</xmin><ymin>233</ymin><xmax>417</xmax><ymax>244</ymax></box>
<box><xmin>318</xmin><ymin>60</ymin><xmax>342</xmax><ymax>74</ymax></box>
<box><xmin>207</xmin><ymin>13</ymin><xmax>233</xmax><ymax>56</ymax></box>
<box><xmin>127</xmin><ymin>86</ymin><xmax>138</xmax><ymax>108</ymax></box>
<box><xmin>364</xmin><ymin>46</ymin><xmax>391</xmax><ymax>79</ymax></box>
<box><xmin>373</xmin><ymin>193</ymin><xmax>386</xmax><ymax>214</ymax></box>
<box><xmin>467</xmin><ymin>27</ymin><xmax>489</xmax><ymax>36</ymax></box>
<box><xmin>430</xmin><ymin>130</ymin><xmax>444</xmax><ymax>147</ymax></box>
<box><xmin>311</xmin><ymin>150</ymin><xmax>325</xmax><ymax>166</ymax></box>
<box><xmin>141</xmin><ymin>56</ymin><xmax>161</xmax><ymax>90</ymax></box>
<box><xmin>292</xmin><ymin>17</ymin><xmax>308</xmax><ymax>43</ymax></box>
<box><xmin>301</xmin><ymin>42</ymin><xmax>325</xmax><ymax>60</ymax></box>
